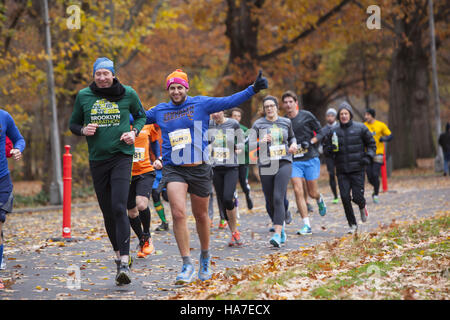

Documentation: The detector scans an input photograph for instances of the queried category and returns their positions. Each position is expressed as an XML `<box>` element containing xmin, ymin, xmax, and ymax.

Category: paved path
<box><xmin>1</xmin><ymin>176</ymin><xmax>449</xmax><ymax>299</ymax></box>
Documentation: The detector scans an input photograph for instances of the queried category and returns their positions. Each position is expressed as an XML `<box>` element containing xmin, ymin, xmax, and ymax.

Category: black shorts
<box><xmin>160</xmin><ymin>164</ymin><xmax>212</xmax><ymax>198</ymax></box>
<box><xmin>0</xmin><ymin>174</ymin><xmax>13</xmax><ymax>223</ymax></box>
<box><xmin>127</xmin><ymin>171</ymin><xmax>156</xmax><ymax>209</ymax></box>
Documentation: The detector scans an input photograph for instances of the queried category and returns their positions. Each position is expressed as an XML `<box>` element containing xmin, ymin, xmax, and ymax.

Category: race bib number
<box><xmin>133</xmin><ymin>147</ymin><xmax>145</xmax><ymax>162</ymax></box>
<box><xmin>293</xmin><ymin>147</ymin><xmax>308</xmax><ymax>158</ymax></box>
<box><xmin>269</xmin><ymin>144</ymin><xmax>286</xmax><ymax>160</ymax></box>
<box><xmin>169</xmin><ymin>129</ymin><xmax>192</xmax><ymax>151</ymax></box>
<box><xmin>213</xmin><ymin>147</ymin><xmax>230</xmax><ymax>162</ymax></box>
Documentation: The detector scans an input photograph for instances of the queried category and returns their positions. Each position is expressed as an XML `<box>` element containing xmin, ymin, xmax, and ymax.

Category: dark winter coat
<box><xmin>438</xmin><ymin>123</ymin><xmax>450</xmax><ymax>155</ymax></box>
<box><xmin>323</xmin><ymin>102</ymin><xmax>376</xmax><ymax>174</ymax></box>
<box><xmin>332</xmin><ymin>120</ymin><xmax>376</xmax><ymax>174</ymax></box>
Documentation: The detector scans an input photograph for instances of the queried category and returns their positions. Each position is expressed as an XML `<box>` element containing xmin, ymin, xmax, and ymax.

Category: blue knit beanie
<box><xmin>93</xmin><ymin>57</ymin><xmax>115</xmax><ymax>77</ymax></box>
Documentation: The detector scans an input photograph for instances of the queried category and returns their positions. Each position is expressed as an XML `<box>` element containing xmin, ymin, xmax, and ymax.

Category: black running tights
<box><xmin>90</xmin><ymin>153</ymin><xmax>132</xmax><ymax>256</ymax></box>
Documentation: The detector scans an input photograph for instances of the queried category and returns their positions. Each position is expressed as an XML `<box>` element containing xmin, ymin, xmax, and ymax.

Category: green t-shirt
<box><xmin>69</xmin><ymin>85</ymin><xmax>146</xmax><ymax>161</ymax></box>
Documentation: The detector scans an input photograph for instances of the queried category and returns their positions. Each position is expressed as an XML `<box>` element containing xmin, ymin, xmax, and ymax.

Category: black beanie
<box><xmin>366</xmin><ymin>108</ymin><xmax>376</xmax><ymax>118</ymax></box>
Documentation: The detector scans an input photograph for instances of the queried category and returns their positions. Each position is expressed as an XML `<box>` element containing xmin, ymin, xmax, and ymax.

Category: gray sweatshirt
<box><xmin>251</xmin><ymin>116</ymin><xmax>296</xmax><ymax>167</ymax></box>
<box><xmin>288</xmin><ymin>110</ymin><xmax>323</xmax><ymax>161</ymax></box>
<box><xmin>208</xmin><ymin>118</ymin><xmax>245</xmax><ymax>167</ymax></box>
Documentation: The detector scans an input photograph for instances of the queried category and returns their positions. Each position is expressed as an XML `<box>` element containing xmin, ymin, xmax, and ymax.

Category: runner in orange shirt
<box><xmin>150</xmin><ymin>124</ymin><xmax>170</xmax><ymax>232</ymax></box>
<box><xmin>127</xmin><ymin>119</ymin><xmax>162</xmax><ymax>258</ymax></box>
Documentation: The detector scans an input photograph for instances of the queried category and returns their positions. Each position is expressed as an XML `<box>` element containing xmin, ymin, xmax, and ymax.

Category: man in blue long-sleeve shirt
<box><xmin>146</xmin><ymin>69</ymin><xmax>267</xmax><ymax>284</ymax></box>
<box><xmin>0</xmin><ymin>109</ymin><xmax>25</xmax><ymax>282</ymax></box>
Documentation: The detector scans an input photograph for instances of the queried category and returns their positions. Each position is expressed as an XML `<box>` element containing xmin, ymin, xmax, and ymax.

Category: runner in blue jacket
<box><xmin>0</xmin><ymin>109</ymin><xmax>25</xmax><ymax>283</ymax></box>
<box><xmin>145</xmin><ymin>69</ymin><xmax>267</xmax><ymax>284</ymax></box>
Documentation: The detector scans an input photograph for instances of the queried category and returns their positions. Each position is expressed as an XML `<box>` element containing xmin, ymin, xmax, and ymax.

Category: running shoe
<box><xmin>228</xmin><ymin>231</ymin><xmax>244</xmax><ymax>247</ymax></box>
<box><xmin>332</xmin><ymin>198</ymin><xmax>339</xmax><ymax>204</ymax></box>
<box><xmin>155</xmin><ymin>221</ymin><xmax>169</xmax><ymax>231</ymax></box>
<box><xmin>360</xmin><ymin>206</ymin><xmax>369</xmax><ymax>223</ymax></box>
<box><xmin>198</xmin><ymin>255</ymin><xmax>212</xmax><ymax>281</ymax></box>
<box><xmin>137</xmin><ymin>247</ymin><xmax>146</xmax><ymax>258</ymax></box>
<box><xmin>115</xmin><ymin>257</ymin><xmax>133</xmax><ymax>272</ymax></box>
<box><xmin>175</xmin><ymin>264</ymin><xmax>195</xmax><ymax>285</ymax></box>
<box><xmin>317</xmin><ymin>194</ymin><xmax>327</xmax><ymax>216</ymax></box>
<box><xmin>307</xmin><ymin>203</ymin><xmax>314</xmax><ymax>213</ymax></box>
<box><xmin>269</xmin><ymin>225</ymin><xmax>275</xmax><ymax>232</ymax></box>
<box><xmin>115</xmin><ymin>262</ymin><xmax>132</xmax><ymax>286</ymax></box>
<box><xmin>270</xmin><ymin>233</ymin><xmax>281</xmax><ymax>247</ymax></box>
<box><xmin>348</xmin><ymin>225</ymin><xmax>358</xmax><ymax>234</ymax></box>
<box><xmin>137</xmin><ymin>238</ymin><xmax>155</xmax><ymax>258</ymax></box>
<box><xmin>372</xmin><ymin>194</ymin><xmax>379</xmax><ymax>204</ymax></box>
<box><xmin>218</xmin><ymin>220</ymin><xmax>228</xmax><ymax>229</ymax></box>
<box><xmin>143</xmin><ymin>237</ymin><xmax>155</xmax><ymax>255</ymax></box>
<box><xmin>297</xmin><ymin>225</ymin><xmax>312</xmax><ymax>236</ymax></box>
<box><xmin>246</xmin><ymin>193</ymin><xmax>254</xmax><ymax>210</ymax></box>
<box><xmin>0</xmin><ymin>254</ymin><xmax>5</xmax><ymax>270</ymax></box>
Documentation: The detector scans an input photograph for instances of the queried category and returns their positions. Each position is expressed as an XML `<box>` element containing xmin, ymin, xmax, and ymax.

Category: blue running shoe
<box><xmin>317</xmin><ymin>194</ymin><xmax>327</xmax><ymax>216</ymax></box>
<box><xmin>175</xmin><ymin>263</ymin><xmax>195</xmax><ymax>285</ymax></box>
<box><xmin>198</xmin><ymin>255</ymin><xmax>212</xmax><ymax>281</ymax></box>
<box><xmin>270</xmin><ymin>233</ymin><xmax>281</xmax><ymax>247</ymax></box>
<box><xmin>297</xmin><ymin>225</ymin><xmax>312</xmax><ymax>236</ymax></box>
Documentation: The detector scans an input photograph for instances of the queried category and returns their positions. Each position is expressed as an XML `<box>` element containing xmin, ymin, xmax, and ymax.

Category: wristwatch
<box><xmin>132</xmin><ymin>127</ymin><xmax>139</xmax><ymax>137</ymax></box>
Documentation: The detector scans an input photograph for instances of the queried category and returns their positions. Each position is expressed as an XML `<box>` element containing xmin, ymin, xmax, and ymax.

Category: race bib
<box><xmin>133</xmin><ymin>147</ymin><xmax>145</xmax><ymax>162</ymax></box>
<box><xmin>213</xmin><ymin>147</ymin><xmax>230</xmax><ymax>162</ymax></box>
<box><xmin>169</xmin><ymin>129</ymin><xmax>192</xmax><ymax>151</ymax></box>
<box><xmin>293</xmin><ymin>147</ymin><xmax>308</xmax><ymax>158</ymax></box>
<box><xmin>269</xmin><ymin>144</ymin><xmax>286</xmax><ymax>160</ymax></box>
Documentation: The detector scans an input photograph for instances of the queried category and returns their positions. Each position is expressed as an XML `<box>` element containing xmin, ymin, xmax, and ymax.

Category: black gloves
<box><xmin>361</xmin><ymin>155</ymin><xmax>371</xmax><ymax>166</ymax></box>
<box><xmin>252</xmin><ymin>70</ymin><xmax>268</xmax><ymax>93</ymax></box>
<box><xmin>379</xmin><ymin>134</ymin><xmax>393</xmax><ymax>143</ymax></box>
<box><xmin>301</xmin><ymin>141</ymin><xmax>310</xmax><ymax>150</ymax></box>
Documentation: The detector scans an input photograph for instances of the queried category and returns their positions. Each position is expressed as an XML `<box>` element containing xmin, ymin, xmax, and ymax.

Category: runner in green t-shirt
<box><xmin>69</xmin><ymin>57</ymin><xmax>146</xmax><ymax>286</ymax></box>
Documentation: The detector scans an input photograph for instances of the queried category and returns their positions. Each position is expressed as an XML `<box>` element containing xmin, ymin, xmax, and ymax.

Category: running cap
<box><xmin>93</xmin><ymin>57</ymin><xmax>115</xmax><ymax>77</ymax></box>
<box><xmin>166</xmin><ymin>69</ymin><xmax>189</xmax><ymax>90</ymax></box>
<box><xmin>326</xmin><ymin>108</ymin><xmax>337</xmax><ymax>116</ymax></box>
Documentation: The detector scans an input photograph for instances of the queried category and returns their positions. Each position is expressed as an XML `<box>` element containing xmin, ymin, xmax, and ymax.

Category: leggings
<box><xmin>259</xmin><ymin>160</ymin><xmax>292</xmax><ymax>226</ymax></box>
<box><xmin>325</xmin><ymin>156</ymin><xmax>338</xmax><ymax>199</ymax></box>
<box><xmin>90</xmin><ymin>153</ymin><xmax>132</xmax><ymax>256</ymax></box>
<box><xmin>213</xmin><ymin>166</ymin><xmax>239</xmax><ymax>221</ymax></box>
<box><xmin>238</xmin><ymin>165</ymin><xmax>251</xmax><ymax>195</ymax></box>
<box><xmin>265</xmin><ymin>196</ymin><xmax>289</xmax><ymax>223</ymax></box>
<box><xmin>337</xmin><ymin>170</ymin><xmax>366</xmax><ymax>227</ymax></box>
<box><xmin>366</xmin><ymin>161</ymin><xmax>382</xmax><ymax>196</ymax></box>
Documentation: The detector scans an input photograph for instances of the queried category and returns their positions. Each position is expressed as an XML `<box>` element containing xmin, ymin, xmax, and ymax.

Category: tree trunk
<box><xmin>301</xmin><ymin>82</ymin><xmax>328</xmax><ymax>123</ymax></box>
<box><xmin>388</xmin><ymin>20</ymin><xmax>435</xmax><ymax>169</ymax></box>
<box><xmin>221</xmin><ymin>0</ymin><xmax>265</xmax><ymax>128</ymax></box>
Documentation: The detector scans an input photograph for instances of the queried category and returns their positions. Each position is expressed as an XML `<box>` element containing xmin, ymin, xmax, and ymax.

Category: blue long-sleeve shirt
<box><xmin>146</xmin><ymin>86</ymin><xmax>255</xmax><ymax>166</ymax></box>
<box><xmin>0</xmin><ymin>109</ymin><xmax>26</xmax><ymax>178</ymax></box>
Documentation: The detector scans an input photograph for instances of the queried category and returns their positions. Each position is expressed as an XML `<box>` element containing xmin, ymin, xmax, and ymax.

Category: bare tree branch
<box><xmin>257</xmin><ymin>0</ymin><xmax>352</xmax><ymax>61</ymax></box>
<box><xmin>117</xmin><ymin>0</ymin><xmax>164</xmax><ymax>71</ymax></box>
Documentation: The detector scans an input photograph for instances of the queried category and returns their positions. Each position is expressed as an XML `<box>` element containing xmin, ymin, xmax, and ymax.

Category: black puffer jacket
<box><xmin>324</xmin><ymin>102</ymin><xmax>376</xmax><ymax>174</ymax></box>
